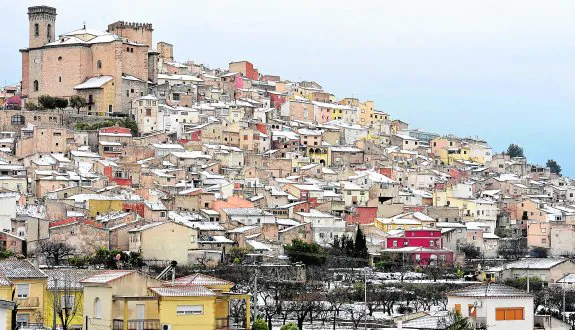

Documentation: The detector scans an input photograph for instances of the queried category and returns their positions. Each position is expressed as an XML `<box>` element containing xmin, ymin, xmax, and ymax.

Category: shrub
<box><xmin>280</xmin><ymin>323</ymin><xmax>299</xmax><ymax>330</ymax></box>
<box><xmin>252</xmin><ymin>318</ymin><xmax>269</xmax><ymax>330</ymax></box>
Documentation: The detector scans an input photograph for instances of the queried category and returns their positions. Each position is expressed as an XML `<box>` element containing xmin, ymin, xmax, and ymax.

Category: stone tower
<box><xmin>28</xmin><ymin>6</ymin><xmax>57</xmax><ymax>48</ymax></box>
<box><xmin>107</xmin><ymin>21</ymin><xmax>153</xmax><ymax>47</ymax></box>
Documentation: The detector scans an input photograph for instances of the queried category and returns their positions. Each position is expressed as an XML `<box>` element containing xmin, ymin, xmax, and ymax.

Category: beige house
<box><xmin>128</xmin><ymin>221</ymin><xmax>198</xmax><ymax>264</ymax></box>
<box><xmin>499</xmin><ymin>258</ymin><xmax>575</xmax><ymax>283</ymax></box>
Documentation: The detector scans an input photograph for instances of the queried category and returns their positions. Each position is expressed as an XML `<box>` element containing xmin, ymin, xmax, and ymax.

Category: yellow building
<box><xmin>358</xmin><ymin>100</ymin><xmax>375</xmax><ymax>126</ymax></box>
<box><xmin>82</xmin><ymin>197</ymin><xmax>126</xmax><ymax>217</ymax></box>
<box><xmin>43</xmin><ymin>269</ymin><xmax>101</xmax><ymax>330</ymax></box>
<box><xmin>374</xmin><ymin>212</ymin><xmax>436</xmax><ymax>232</ymax></box>
<box><xmin>0</xmin><ymin>260</ymin><xmax>48</xmax><ymax>329</ymax></box>
<box><xmin>151</xmin><ymin>274</ymin><xmax>250</xmax><ymax>330</ymax></box>
<box><xmin>436</xmin><ymin>147</ymin><xmax>471</xmax><ymax>165</ymax></box>
<box><xmin>306</xmin><ymin>146</ymin><xmax>331</xmax><ymax>166</ymax></box>
<box><xmin>81</xmin><ymin>270</ymin><xmax>250</xmax><ymax>330</ymax></box>
<box><xmin>375</xmin><ymin>217</ymin><xmax>423</xmax><ymax>232</ymax></box>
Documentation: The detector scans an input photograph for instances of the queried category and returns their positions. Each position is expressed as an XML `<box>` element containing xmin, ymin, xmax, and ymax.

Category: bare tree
<box><xmin>326</xmin><ymin>287</ymin><xmax>350</xmax><ymax>330</ymax></box>
<box><xmin>47</xmin><ymin>273</ymin><xmax>84</xmax><ymax>330</ymax></box>
<box><xmin>37</xmin><ymin>241</ymin><xmax>75</xmax><ymax>266</ymax></box>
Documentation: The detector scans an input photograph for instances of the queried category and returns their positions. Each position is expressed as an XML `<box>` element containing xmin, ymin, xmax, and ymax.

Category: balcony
<box><xmin>17</xmin><ymin>297</ymin><xmax>40</xmax><ymax>308</ymax></box>
<box><xmin>112</xmin><ymin>319</ymin><xmax>160</xmax><ymax>330</ymax></box>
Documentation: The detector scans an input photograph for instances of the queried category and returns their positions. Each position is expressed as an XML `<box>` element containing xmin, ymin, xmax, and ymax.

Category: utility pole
<box><xmin>562</xmin><ymin>273</ymin><xmax>567</xmax><ymax>322</ymax></box>
<box><xmin>364</xmin><ymin>268</ymin><xmax>368</xmax><ymax>330</ymax></box>
<box><xmin>53</xmin><ymin>278</ymin><xmax>58</xmax><ymax>330</ymax></box>
<box><xmin>253</xmin><ymin>265</ymin><xmax>258</xmax><ymax>324</ymax></box>
<box><xmin>527</xmin><ymin>265</ymin><xmax>530</xmax><ymax>293</ymax></box>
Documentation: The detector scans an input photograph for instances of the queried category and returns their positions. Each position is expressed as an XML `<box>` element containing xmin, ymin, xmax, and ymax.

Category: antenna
<box><xmin>83</xmin><ymin>21</ymin><xmax>86</xmax><ymax>29</ymax></box>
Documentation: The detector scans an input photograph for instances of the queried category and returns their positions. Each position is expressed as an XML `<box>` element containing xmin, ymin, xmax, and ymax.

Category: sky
<box><xmin>1</xmin><ymin>0</ymin><xmax>575</xmax><ymax>175</ymax></box>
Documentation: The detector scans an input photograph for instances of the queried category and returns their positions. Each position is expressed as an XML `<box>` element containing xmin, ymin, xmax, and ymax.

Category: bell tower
<box><xmin>28</xmin><ymin>6</ymin><xmax>57</xmax><ymax>48</ymax></box>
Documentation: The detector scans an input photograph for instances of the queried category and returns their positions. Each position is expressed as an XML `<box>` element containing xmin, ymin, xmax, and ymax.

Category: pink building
<box><xmin>383</xmin><ymin>228</ymin><xmax>454</xmax><ymax>265</ymax></box>
<box><xmin>387</xmin><ymin>228</ymin><xmax>443</xmax><ymax>249</ymax></box>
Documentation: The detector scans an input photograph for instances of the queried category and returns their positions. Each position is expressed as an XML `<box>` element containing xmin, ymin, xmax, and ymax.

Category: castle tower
<box><xmin>28</xmin><ymin>6</ymin><xmax>56</xmax><ymax>48</ymax></box>
<box><xmin>107</xmin><ymin>21</ymin><xmax>153</xmax><ymax>47</ymax></box>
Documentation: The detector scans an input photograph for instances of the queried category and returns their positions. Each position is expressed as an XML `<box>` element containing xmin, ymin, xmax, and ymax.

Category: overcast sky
<box><xmin>2</xmin><ymin>1</ymin><xmax>575</xmax><ymax>175</ymax></box>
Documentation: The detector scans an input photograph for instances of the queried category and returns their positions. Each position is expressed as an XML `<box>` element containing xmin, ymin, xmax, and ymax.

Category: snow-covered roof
<box><xmin>74</xmin><ymin>76</ymin><xmax>113</xmax><ymax>90</ymax></box>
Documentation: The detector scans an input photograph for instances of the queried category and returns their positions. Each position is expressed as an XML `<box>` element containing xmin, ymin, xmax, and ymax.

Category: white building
<box><xmin>0</xmin><ymin>191</ymin><xmax>18</xmax><ymax>231</ymax></box>
<box><xmin>133</xmin><ymin>95</ymin><xmax>160</xmax><ymax>133</ymax></box>
<box><xmin>294</xmin><ymin>209</ymin><xmax>346</xmax><ymax>245</ymax></box>
<box><xmin>447</xmin><ymin>283</ymin><xmax>534</xmax><ymax>330</ymax></box>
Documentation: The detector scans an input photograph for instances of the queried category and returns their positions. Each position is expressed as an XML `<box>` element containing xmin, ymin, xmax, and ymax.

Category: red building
<box><xmin>382</xmin><ymin>228</ymin><xmax>454</xmax><ymax>265</ymax></box>
<box><xmin>345</xmin><ymin>206</ymin><xmax>378</xmax><ymax>225</ymax></box>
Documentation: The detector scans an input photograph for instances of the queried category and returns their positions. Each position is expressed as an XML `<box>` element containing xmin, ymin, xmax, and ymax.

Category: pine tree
<box><xmin>354</xmin><ymin>227</ymin><xmax>368</xmax><ymax>259</ymax></box>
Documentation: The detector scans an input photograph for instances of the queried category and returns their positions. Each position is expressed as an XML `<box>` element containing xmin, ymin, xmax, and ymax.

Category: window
<box><xmin>495</xmin><ymin>307</ymin><xmax>524</xmax><ymax>321</ymax></box>
<box><xmin>146</xmin><ymin>108</ymin><xmax>152</xmax><ymax>116</ymax></box>
<box><xmin>47</xmin><ymin>24</ymin><xmax>52</xmax><ymax>39</ymax></box>
<box><xmin>16</xmin><ymin>313</ymin><xmax>29</xmax><ymax>328</ymax></box>
<box><xmin>430</xmin><ymin>240</ymin><xmax>434</xmax><ymax>247</ymax></box>
<box><xmin>160</xmin><ymin>211</ymin><xmax>166</xmax><ymax>217</ymax></box>
<box><xmin>415</xmin><ymin>254</ymin><xmax>421</xmax><ymax>261</ymax></box>
<box><xmin>34</xmin><ymin>23</ymin><xmax>39</xmax><ymax>37</ymax></box>
<box><xmin>33</xmin><ymin>80</ymin><xmax>39</xmax><ymax>91</ymax></box>
<box><xmin>108</xmin><ymin>105</ymin><xmax>113</xmax><ymax>112</ymax></box>
<box><xmin>392</xmin><ymin>240</ymin><xmax>397</xmax><ymax>247</ymax></box>
<box><xmin>176</xmin><ymin>305</ymin><xmax>204</xmax><ymax>315</ymax></box>
<box><xmin>542</xmin><ymin>228</ymin><xmax>546</xmax><ymax>233</ymax></box>
<box><xmin>455</xmin><ymin>304</ymin><xmax>461</xmax><ymax>315</ymax></box>
<box><xmin>58</xmin><ymin>56</ymin><xmax>62</xmax><ymax>61</ymax></box>
<box><xmin>58</xmin><ymin>76</ymin><xmax>62</xmax><ymax>82</ymax></box>
<box><xmin>16</xmin><ymin>284</ymin><xmax>29</xmax><ymax>298</ymax></box>
<box><xmin>94</xmin><ymin>297</ymin><xmax>102</xmax><ymax>318</ymax></box>
<box><xmin>97</xmin><ymin>60</ymin><xmax>102</xmax><ymax>69</ymax></box>
<box><xmin>61</xmin><ymin>295</ymin><xmax>75</xmax><ymax>309</ymax></box>
<box><xmin>11</xmin><ymin>115</ymin><xmax>25</xmax><ymax>125</ymax></box>
<box><xmin>542</xmin><ymin>238</ymin><xmax>547</xmax><ymax>244</ymax></box>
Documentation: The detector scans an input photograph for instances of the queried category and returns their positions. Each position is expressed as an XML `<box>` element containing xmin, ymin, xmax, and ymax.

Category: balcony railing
<box><xmin>17</xmin><ymin>296</ymin><xmax>40</xmax><ymax>308</ymax></box>
<box><xmin>112</xmin><ymin>319</ymin><xmax>160</xmax><ymax>330</ymax></box>
<box><xmin>216</xmin><ymin>317</ymin><xmax>229</xmax><ymax>330</ymax></box>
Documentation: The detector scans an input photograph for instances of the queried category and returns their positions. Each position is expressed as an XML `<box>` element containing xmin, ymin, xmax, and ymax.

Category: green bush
<box><xmin>280</xmin><ymin>322</ymin><xmax>299</xmax><ymax>330</ymax></box>
<box><xmin>252</xmin><ymin>318</ymin><xmax>269</xmax><ymax>330</ymax></box>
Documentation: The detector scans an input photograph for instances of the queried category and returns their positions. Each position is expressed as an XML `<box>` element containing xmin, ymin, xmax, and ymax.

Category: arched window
<box><xmin>97</xmin><ymin>60</ymin><xmax>102</xmax><ymax>69</ymax></box>
<box><xmin>33</xmin><ymin>80</ymin><xmax>39</xmax><ymax>91</ymax></box>
<box><xmin>93</xmin><ymin>297</ymin><xmax>101</xmax><ymax>319</ymax></box>
<box><xmin>47</xmin><ymin>24</ymin><xmax>51</xmax><ymax>39</ymax></box>
<box><xmin>34</xmin><ymin>23</ymin><xmax>39</xmax><ymax>37</ymax></box>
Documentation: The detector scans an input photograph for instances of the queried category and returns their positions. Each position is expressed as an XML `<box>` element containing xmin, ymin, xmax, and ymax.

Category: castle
<box><xmin>20</xmin><ymin>6</ymin><xmax>161</xmax><ymax>116</ymax></box>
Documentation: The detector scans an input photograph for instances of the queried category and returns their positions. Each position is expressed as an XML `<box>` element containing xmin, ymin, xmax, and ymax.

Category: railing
<box><xmin>17</xmin><ymin>296</ymin><xmax>40</xmax><ymax>308</ymax></box>
<box><xmin>113</xmin><ymin>319</ymin><xmax>160</xmax><ymax>330</ymax></box>
<box><xmin>18</xmin><ymin>323</ymin><xmax>45</xmax><ymax>330</ymax></box>
<box><xmin>113</xmin><ymin>319</ymin><xmax>124</xmax><ymax>330</ymax></box>
<box><xmin>216</xmin><ymin>317</ymin><xmax>229</xmax><ymax>330</ymax></box>
<box><xmin>128</xmin><ymin>319</ymin><xmax>161</xmax><ymax>330</ymax></box>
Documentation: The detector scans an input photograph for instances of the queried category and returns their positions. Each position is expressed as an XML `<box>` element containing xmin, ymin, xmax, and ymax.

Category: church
<box><xmin>20</xmin><ymin>6</ymin><xmax>159</xmax><ymax>115</ymax></box>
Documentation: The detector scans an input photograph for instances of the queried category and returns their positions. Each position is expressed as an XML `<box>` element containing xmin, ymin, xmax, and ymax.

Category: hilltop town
<box><xmin>0</xmin><ymin>5</ymin><xmax>573</xmax><ymax>330</ymax></box>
